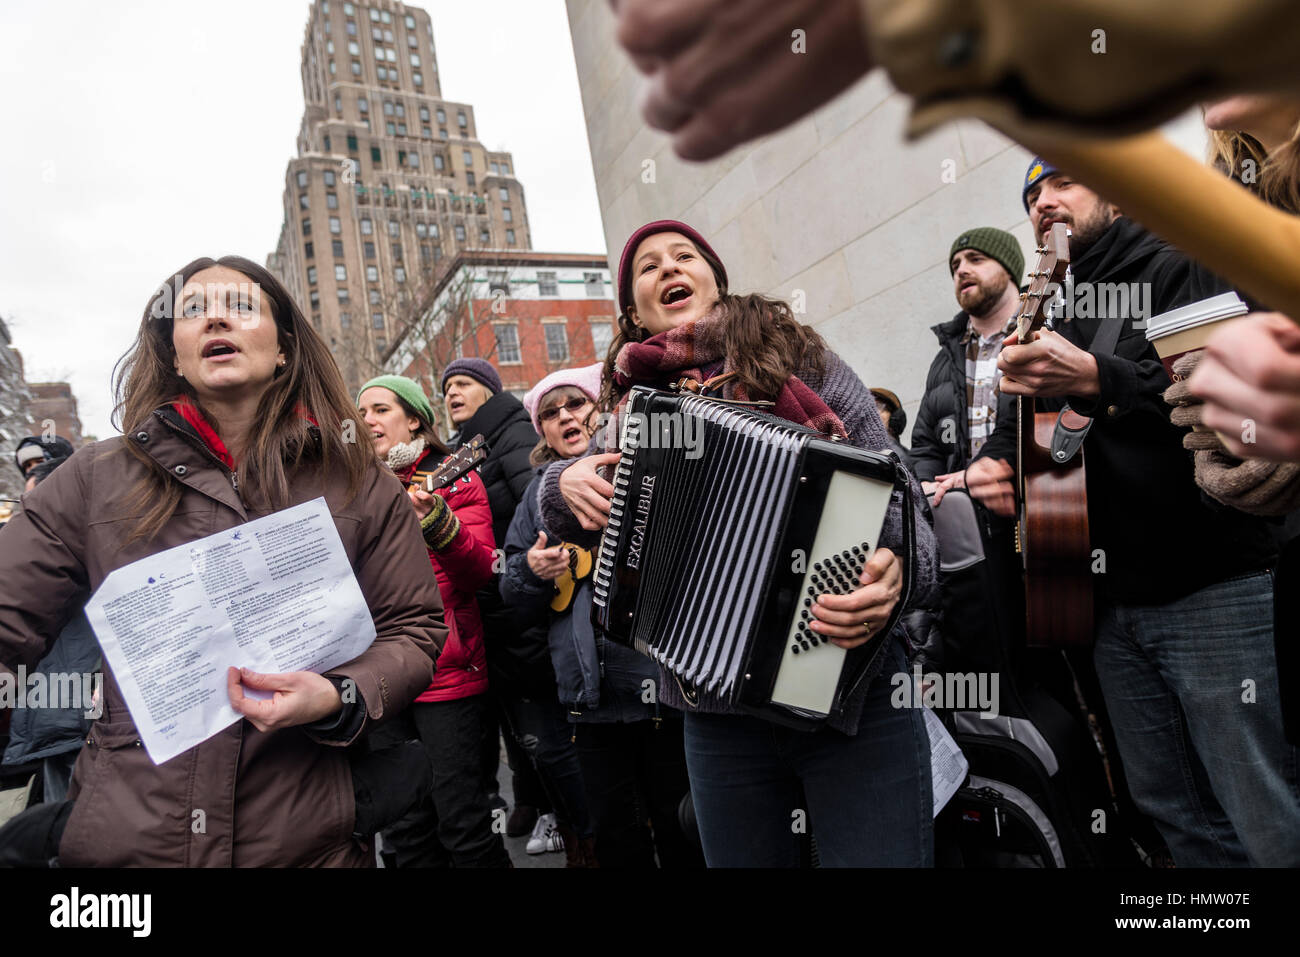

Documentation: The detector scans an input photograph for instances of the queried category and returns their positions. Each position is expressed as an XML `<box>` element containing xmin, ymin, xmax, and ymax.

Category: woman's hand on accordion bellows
<box><xmin>560</xmin><ymin>452</ymin><xmax>621</xmax><ymax>530</ymax></box>
<box><xmin>809</xmin><ymin>547</ymin><xmax>902</xmax><ymax>649</ymax></box>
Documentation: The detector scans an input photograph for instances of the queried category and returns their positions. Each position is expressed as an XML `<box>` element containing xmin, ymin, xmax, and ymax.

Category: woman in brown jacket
<box><xmin>0</xmin><ymin>256</ymin><xmax>446</xmax><ymax>867</ymax></box>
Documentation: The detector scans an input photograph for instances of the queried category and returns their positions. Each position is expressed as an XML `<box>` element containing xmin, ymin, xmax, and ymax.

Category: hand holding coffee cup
<box><xmin>1188</xmin><ymin>311</ymin><xmax>1300</xmax><ymax>462</ymax></box>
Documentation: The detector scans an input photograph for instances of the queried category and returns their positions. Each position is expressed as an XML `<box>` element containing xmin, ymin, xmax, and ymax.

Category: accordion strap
<box><xmin>672</xmin><ymin>373</ymin><xmax>775</xmax><ymax>409</ymax></box>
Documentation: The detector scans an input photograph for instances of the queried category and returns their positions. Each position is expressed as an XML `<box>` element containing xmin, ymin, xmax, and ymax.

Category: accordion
<box><xmin>591</xmin><ymin>386</ymin><xmax>912</xmax><ymax>728</ymax></box>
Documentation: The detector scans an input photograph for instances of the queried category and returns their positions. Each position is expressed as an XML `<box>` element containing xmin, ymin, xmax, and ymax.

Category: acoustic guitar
<box><xmin>409</xmin><ymin>434</ymin><xmax>487</xmax><ymax>495</ymax></box>
<box><xmin>1014</xmin><ymin>223</ymin><xmax>1093</xmax><ymax>647</ymax></box>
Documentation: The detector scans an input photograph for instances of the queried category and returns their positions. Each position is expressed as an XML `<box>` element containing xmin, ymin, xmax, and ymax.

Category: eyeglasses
<box><xmin>538</xmin><ymin>396</ymin><xmax>591</xmax><ymax>423</ymax></box>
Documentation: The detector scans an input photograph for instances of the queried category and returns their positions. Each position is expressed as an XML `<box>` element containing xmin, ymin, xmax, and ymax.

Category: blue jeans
<box><xmin>1094</xmin><ymin>571</ymin><xmax>1300</xmax><ymax>867</ymax></box>
<box><xmin>683</xmin><ymin>639</ymin><xmax>933</xmax><ymax>867</ymax></box>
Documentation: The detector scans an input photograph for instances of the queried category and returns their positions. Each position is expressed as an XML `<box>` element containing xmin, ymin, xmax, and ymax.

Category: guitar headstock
<box><xmin>416</xmin><ymin>434</ymin><xmax>488</xmax><ymax>493</ymax></box>
<box><xmin>1014</xmin><ymin>222</ymin><xmax>1072</xmax><ymax>343</ymax></box>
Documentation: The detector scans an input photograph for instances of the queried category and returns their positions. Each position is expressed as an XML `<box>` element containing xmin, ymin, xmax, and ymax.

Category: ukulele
<box><xmin>1014</xmin><ymin>223</ymin><xmax>1094</xmax><ymax>648</ymax></box>
<box><xmin>550</xmin><ymin>543</ymin><xmax>594</xmax><ymax>613</ymax></box>
<box><xmin>409</xmin><ymin>434</ymin><xmax>488</xmax><ymax>494</ymax></box>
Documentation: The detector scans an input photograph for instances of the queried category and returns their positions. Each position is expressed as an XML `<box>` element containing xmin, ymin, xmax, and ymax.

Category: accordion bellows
<box><xmin>592</xmin><ymin>387</ymin><xmax>902</xmax><ymax>728</ymax></box>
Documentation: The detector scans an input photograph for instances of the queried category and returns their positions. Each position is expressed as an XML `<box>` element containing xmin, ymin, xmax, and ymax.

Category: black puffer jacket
<box><xmin>977</xmin><ymin>216</ymin><xmax>1277</xmax><ymax>604</ymax></box>
<box><xmin>910</xmin><ymin>313</ymin><xmax>1017</xmax><ymax>482</ymax></box>
<box><xmin>451</xmin><ymin>390</ymin><xmax>549</xmax><ymax>691</ymax></box>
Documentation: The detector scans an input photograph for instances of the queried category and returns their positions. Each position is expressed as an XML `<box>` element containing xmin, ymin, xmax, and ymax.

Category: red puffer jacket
<box><xmin>397</xmin><ymin>448</ymin><xmax>496</xmax><ymax>702</ymax></box>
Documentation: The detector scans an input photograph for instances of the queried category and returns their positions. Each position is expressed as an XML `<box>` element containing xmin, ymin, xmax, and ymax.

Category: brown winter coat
<box><xmin>0</xmin><ymin>409</ymin><xmax>446</xmax><ymax>866</ymax></box>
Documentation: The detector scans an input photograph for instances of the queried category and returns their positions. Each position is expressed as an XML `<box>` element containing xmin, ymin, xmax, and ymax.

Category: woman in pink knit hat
<box><xmin>500</xmin><ymin>363</ymin><xmax>703</xmax><ymax>867</ymax></box>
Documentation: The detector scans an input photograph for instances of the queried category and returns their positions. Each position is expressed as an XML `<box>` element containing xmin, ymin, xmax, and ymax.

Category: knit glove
<box><xmin>1164</xmin><ymin>352</ymin><xmax>1300</xmax><ymax>514</ymax></box>
<box><xmin>419</xmin><ymin>492</ymin><xmax>461</xmax><ymax>552</ymax></box>
<box><xmin>1163</xmin><ymin>351</ymin><xmax>1228</xmax><ymax>452</ymax></box>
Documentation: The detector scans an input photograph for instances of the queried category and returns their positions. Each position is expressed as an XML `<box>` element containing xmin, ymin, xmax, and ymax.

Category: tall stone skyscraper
<box><xmin>269</xmin><ymin>0</ymin><xmax>533</xmax><ymax>391</ymax></box>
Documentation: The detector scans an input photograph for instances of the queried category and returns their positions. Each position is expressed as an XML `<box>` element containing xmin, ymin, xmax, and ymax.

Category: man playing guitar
<box><xmin>963</xmin><ymin>159</ymin><xmax>1296</xmax><ymax>867</ymax></box>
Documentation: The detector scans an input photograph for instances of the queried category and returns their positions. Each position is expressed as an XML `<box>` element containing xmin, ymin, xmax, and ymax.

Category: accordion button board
<box><xmin>590</xmin><ymin>386</ymin><xmax>899</xmax><ymax>728</ymax></box>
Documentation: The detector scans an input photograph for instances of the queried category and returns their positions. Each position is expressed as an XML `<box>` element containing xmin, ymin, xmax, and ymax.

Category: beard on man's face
<box><xmin>1038</xmin><ymin>205</ymin><xmax>1115</xmax><ymax>259</ymax></box>
<box><xmin>957</xmin><ymin>273</ymin><xmax>1007</xmax><ymax>318</ymax></box>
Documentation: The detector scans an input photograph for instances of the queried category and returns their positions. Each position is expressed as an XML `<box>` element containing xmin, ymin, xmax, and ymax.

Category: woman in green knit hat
<box><xmin>356</xmin><ymin>374</ymin><xmax>510</xmax><ymax>867</ymax></box>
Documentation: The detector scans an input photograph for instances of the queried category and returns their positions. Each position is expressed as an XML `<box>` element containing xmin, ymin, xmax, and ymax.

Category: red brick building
<box><xmin>385</xmin><ymin>250</ymin><xmax>615</xmax><ymax>426</ymax></box>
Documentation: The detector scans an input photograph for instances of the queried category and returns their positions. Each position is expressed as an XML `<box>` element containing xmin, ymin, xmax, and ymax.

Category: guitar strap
<box><xmin>1049</xmin><ymin>318</ymin><xmax>1125</xmax><ymax>464</ymax></box>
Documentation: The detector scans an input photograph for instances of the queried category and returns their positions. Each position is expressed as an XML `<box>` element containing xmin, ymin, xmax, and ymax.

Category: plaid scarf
<box><xmin>612</xmin><ymin>304</ymin><xmax>846</xmax><ymax>437</ymax></box>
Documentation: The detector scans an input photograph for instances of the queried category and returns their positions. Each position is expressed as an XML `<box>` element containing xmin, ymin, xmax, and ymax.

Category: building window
<box><xmin>329</xmin><ymin>60</ymin><xmax>336</xmax><ymax>74</ymax></box>
<box><xmin>364</xmin><ymin>241</ymin><xmax>376</xmax><ymax>258</ymax></box>
<box><xmin>428</xmin><ymin>223</ymin><xmax>439</xmax><ymax>239</ymax></box>
<box><xmin>302</xmin><ymin>218</ymin><xmax>312</xmax><ymax>236</ymax></box>
<box><xmin>439</xmin><ymin>128</ymin><xmax>448</xmax><ymax>140</ymax></box>
<box><xmin>466</xmin><ymin>171</ymin><xmax>476</xmax><ymax>187</ymax></box>
<box><xmin>415</xmin><ymin>222</ymin><xmax>426</xmax><ymax>238</ymax></box>
<box><xmin>360</xmin><ymin>217</ymin><xmax>372</xmax><ymax>235</ymax></box>
<box><xmin>462</xmin><ymin>149</ymin><xmax>473</xmax><ymax>167</ymax></box>
<box><xmin>422</xmin><ymin>126</ymin><xmax>432</xmax><ymax>139</ymax></box>
<box><xmin>340</xmin><ymin>311</ymin><xmax>351</xmax><ymax>328</ymax></box>
<box><xmin>544</xmin><ymin>324</ymin><xmax>570</xmax><ymax>363</ymax></box>
<box><xmin>343</xmin><ymin>2</ymin><xmax>353</xmax><ymax>14</ymax></box>
<box><xmin>372</xmin><ymin>312</ymin><xmax>385</xmax><ymax>329</ymax></box>
<box><xmin>323</xmin><ymin>134</ymin><xmax>331</xmax><ymax>151</ymax></box>
<box><xmin>410</xmin><ymin>53</ymin><xmax>420</xmax><ymax>67</ymax></box>
<box><xmin>347</xmin><ymin>133</ymin><xmax>358</xmax><ymax>151</ymax></box>
<box><xmin>383</xmin><ymin>101</ymin><xmax>394</xmax><ymax>116</ymax></box>
<box><xmin>358</xmin><ymin>96</ymin><xmax>368</xmax><ymax>113</ymax></box>
<box><xmin>454</xmin><ymin>224</ymin><xmax>466</xmax><ymax>242</ymax></box>
<box><xmin>398</xmin><ymin>123</ymin><xmax>408</xmax><ymax>136</ymax></box>
<box><xmin>385</xmin><ymin>47</ymin><xmax>396</xmax><ymax>61</ymax></box>
<box><xmin>326</xmin><ymin>192</ymin><xmax>338</xmax><ymax>209</ymax></box>
<box><xmin>392</xmin><ymin>242</ymin><xmax>403</xmax><ymax>260</ymax></box>
<box><xmin>395</xmin><ymin>102</ymin><xmax>406</xmax><ymax>118</ymax></box>
<box><xmin>419</xmin><ymin>106</ymin><xmax>430</xmax><ymax>122</ymax></box>
<box><xmin>506</xmin><ymin>229</ymin><xmax>516</xmax><ymax>246</ymax></box>
<box><xmin>420</xmin><ymin>244</ymin><xmax>431</xmax><ymax>263</ymax></box>
<box><xmin>296</xmin><ymin>170</ymin><xmax>308</xmax><ymax>188</ymax></box>
<box><xmin>495</xmin><ymin>324</ymin><xmax>521</xmax><ymax>364</ymax></box>
<box><xmin>381</xmin><ymin>11</ymin><xmax>391</xmax><ymax>24</ymax></box>
<box><xmin>405</xmin><ymin>13</ymin><xmax>415</xmax><ymax>28</ymax></box>
<box><xmin>335</xmin><ymin>265</ymin><xmax>347</xmax><ymax>281</ymax></box>
<box><xmin>366</xmin><ymin>265</ymin><xmax>378</xmax><ymax>281</ymax></box>
<box><xmin>480</xmin><ymin>228</ymin><xmax>490</xmax><ymax>244</ymax></box>
<box><xmin>500</xmin><ymin>162</ymin><xmax>509</xmax><ymax>174</ymax></box>
<box><xmin>348</xmin><ymin>40</ymin><xmax>359</xmax><ymax>55</ymax></box>
<box><xmin>307</xmin><ymin>266</ymin><xmax>317</xmax><ymax>284</ymax></box>
<box><xmin>372</xmin><ymin>26</ymin><xmax>382</xmax><ymax>40</ymax></box>
<box><xmin>394</xmin><ymin>266</ymin><xmax>406</xmax><ymax>283</ymax></box>
<box><xmin>329</xmin><ymin>216</ymin><xmax>341</xmax><ymax>234</ymax></box>
<box><xmin>436</xmin><ymin>108</ymin><xmax>446</xmax><ymax>124</ymax></box>
<box><xmin>590</xmin><ymin>321</ymin><xmax>614</xmax><ymax>359</ymax></box>
<box><xmin>499</xmin><ymin>186</ymin><xmax>509</xmax><ymax>201</ymax></box>
<box><xmin>324</xmin><ymin>170</ymin><xmax>336</xmax><ymax>187</ymax></box>
<box><xmin>346</xmin><ymin>20</ymin><xmax>356</xmax><ymax>35</ymax></box>
<box><xmin>369</xmin><ymin>289</ymin><xmax>381</xmax><ymax>305</ymax></box>
<box><xmin>458</xmin><ymin>111</ymin><xmax>467</xmax><ymax>128</ymax></box>
<box><xmin>376</xmin><ymin>65</ymin><xmax>387</xmax><ymax>80</ymax></box>
<box><xmin>310</xmin><ymin>290</ymin><xmax>320</xmax><ymax>308</ymax></box>
<box><xmin>537</xmin><ymin>271</ymin><xmax>558</xmax><ymax>296</ymax></box>
<box><xmin>369</xmin><ymin>7</ymin><xmax>379</xmax><ymax>21</ymax></box>
<box><xmin>490</xmin><ymin>162</ymin><xmax>499</xmax><ymax>175</ymax></box>
<box><xmin>388</xmin><ymin>220</ymin><xmax>400</xmax><ymax>237</ymax></box>
<box><xmin>332</xmin><ymin>240</ymin><xmax>345</xmax><ymax>257</ymax></box>
<box><xmin>386</xmin><ymin>121</ymin><xmax>396</xmax><ymax>136</ymax></box>
<box><xmin>371</xmin><ymin>146</ymin><xmax>381</xmax><ymax>163</ymax></box>
<box><xmin>304</xmin><ymin>241</ymin><xmax>314</xmax><ymax>258</ymax></box>
<box><xmin>338</xmin><ymin>288</ymin><xmax>350</xmax><ymax>303</ymax></box>
<box><xmin>502</xmin><ymin>207</ymin><xmax>512</xmax><ymax>222</ymax></box>
<box><xmin>488</xmin><ymin>270</ymin><xmax>510</xmax><ymax>295</ymax></box>
<box><xmin>433</xmin><ymin>154</ymin><xmax>444</xmax><ymax>171</ymax></box>
<box><xmin>584</xmin><ymin>272</ymin><xmax>605</xmax><ymax>297</ymax></box>
<box><xmin>299</xmin><ymin>193</ymin><xmax>310</xmax><ymax>210</ymax></box>
<box><xmin>412</xmin><ymin>72</ymin><xmax>423</xmax><ymax>87</ymax></box>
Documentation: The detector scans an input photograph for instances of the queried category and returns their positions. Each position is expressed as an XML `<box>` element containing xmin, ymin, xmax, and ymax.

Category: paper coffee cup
<box><xmin>1146</xmin><ymin>292</ymin><xmax>1250</xmax><ymax>380</ymax></box>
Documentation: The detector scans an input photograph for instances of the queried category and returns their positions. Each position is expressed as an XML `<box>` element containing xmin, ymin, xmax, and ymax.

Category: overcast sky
<box><xmin>0</xmin><ymin>0</ymin><xmax>607</xmax><ymax>440</ymax></box>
